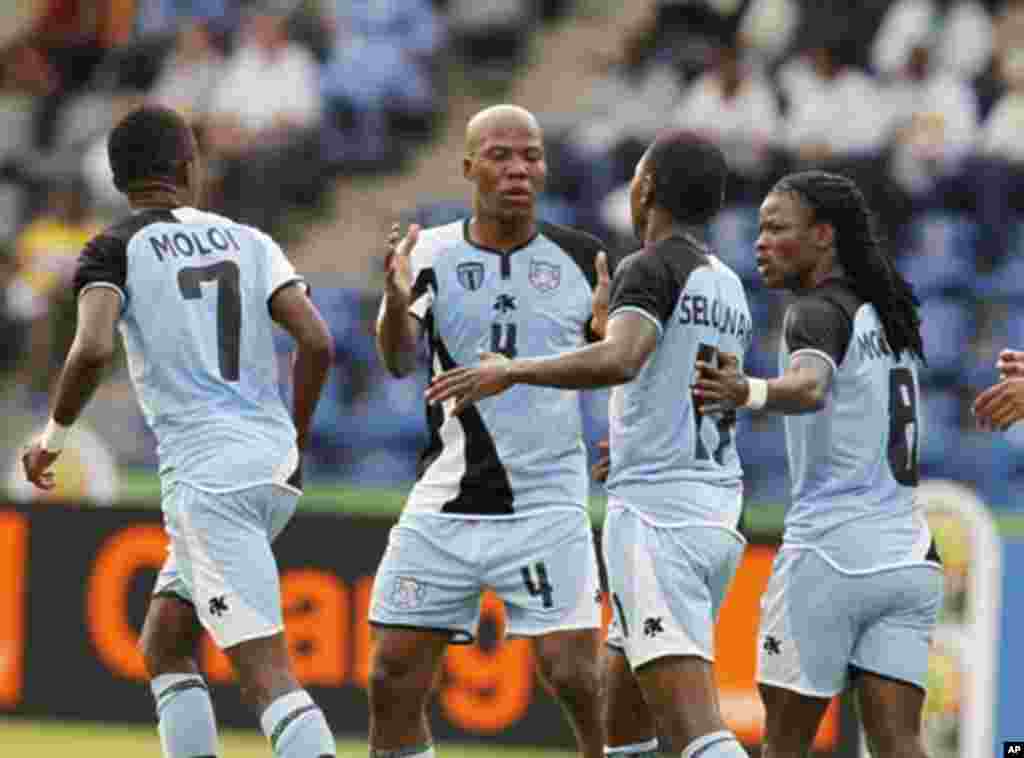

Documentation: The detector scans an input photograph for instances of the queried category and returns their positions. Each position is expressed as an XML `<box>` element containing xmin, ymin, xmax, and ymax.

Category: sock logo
<box><xmin>208</xmin><ymin>595</ymin><xmax>229</xmax><ymax>617</ymax></box>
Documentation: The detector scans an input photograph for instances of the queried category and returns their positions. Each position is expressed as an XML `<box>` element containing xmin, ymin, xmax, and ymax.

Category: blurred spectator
<box><xmin>29</xmin><ymin>0</ymin><xmax>135</xmax><ymax>150</ymax></box>
<box><xmin>971</xmin><ymin>45</ymin><xmax>1024</xmax><ymax>264</ymax></box>
<box><xmin>319</xmin><ymin>0</ymin><xmax>442</xmax><ymax>166</ymax></box>
<box><xmin>148</xmin><ymin>20</ymin><xmax>225</xmax><ymax>120</ymax></box>
<box><xmin>7</xmin><ymin>179</ymin><xmax>101</xmax><ymax>396</ymax></box>
<box><xmin>0</xmin><ymin>244</ymin><xmax>26</xmax><ymax>379</ymax></box>
<box><xmin>883</xmin><ymin>36</ymin><xmax>978</xmax><ymax>210</ymax></box>
<box><xmin>738</xmin><ymin>0</ymin><xmax>802</xmax><ymax>65</ymax></box>
<box><xmin>134</xmin><ymin>0</ymin><xmax>237</xmax><ymax>39</ymax></box>
<box><xmin>205</xmin><ymin>11</ymin><xmax>322</xmax><ymax>231</ymax></box>
<box><xmin>447</xmin><ymin>0</ymin><xmax>533</xmax><ymax>72</ymax></box>
<box><xmin>873</xmin><ymin>0</ymin><xmax>994</xmax><ymax>80</ymax></box>
<box><xmin>670</xmin><ymin>41</ymin><xmax>782</xmax><ymax>203</ymax></box>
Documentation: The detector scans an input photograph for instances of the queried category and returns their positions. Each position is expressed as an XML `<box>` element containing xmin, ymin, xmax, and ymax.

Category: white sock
<box><xmin>260</xmin><ymin>689</ymin><xmax>335</xmax><ymax>757</ymax></box>
<box><xmin>605</xmin><ymin>737</ymin><xmax>659</xmax><ymax>755</ymax></box>
<box><xmin>151</xmin><ymin>673</ymin><xmax>219</xmax><ymax>758</ymax></box>
<box><xmin>681</xmin><ymin>730</ymin><xmax>749</xmax><ymax>758</ymax></box>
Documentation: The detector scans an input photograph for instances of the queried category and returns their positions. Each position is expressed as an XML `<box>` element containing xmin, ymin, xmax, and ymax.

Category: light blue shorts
<box><xmin>153</xmin><ymin>482</ymin><xmax>298</xmax><ymax>649</ymax></box>
<box><xmin>603</xmin><ymin>506</ymin><xmax>746</xmax><ymax>669</ymax></box>
<box><xmin>757</xmin><ymin>548</ymin><xmax>943</xmax><ymax>697</ymax></box>
<box><xmin>369</xmin><ymin>509</ymin><xmax>601</xmax><ymax>643</ymax></box>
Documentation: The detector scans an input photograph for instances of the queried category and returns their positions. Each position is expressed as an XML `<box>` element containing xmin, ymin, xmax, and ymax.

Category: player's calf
<box><xmin>535</xmin><ymin>629</ymin><xmax>605</xmax><ymax>758</ymax></box>
<box><xmin>141</xmin><ymin>595</ymin><xmax>219</xmax><ymax>758</ymax></box>
<box><xmin>603</xmin><ymin>647</ymin><xmax>658</xmax><ymax>757</ymax></box>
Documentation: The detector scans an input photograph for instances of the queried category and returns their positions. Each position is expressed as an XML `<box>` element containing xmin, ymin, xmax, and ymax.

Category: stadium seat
<box><xmin>709</xmin><ymin>205</ymin><xmax>759</xmax><ymax>282</ymax></box>
<box><xmin>918</xmin><ymin>297</ymin><xmax>976</xmax><ymax>385</ymax></box>
<box><xmin>896</xmin><ymin>212</ymin><xmax>975</xmax><ymax>297</ymax></box>
<box><xmin>970</xmin><ymin>220</ymin><xmax>1024</xmax><ymax>299</ymax></box>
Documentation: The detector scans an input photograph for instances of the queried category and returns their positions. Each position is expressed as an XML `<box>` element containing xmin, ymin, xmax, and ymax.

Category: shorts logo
<box><xmin>528</xmin><ymin>260</ymin><xmax>561</xmax><ymax>292</ymax></box>
<box><xmin>208</xmin><ymin>595</ymin><xmax>229</xmax><ymax>617</ymax></box>
<box><xmin>456</xmin><ymin>262</ymin><xmax>485</xmax><ymax>291</ymax></box>
<box><xmin>643</xmin><ymin>617</ymin><xmax>664</xmax><ymax>638</ymax></box>
<box><xmin>763</xmin><ymin>635</ymin><xmax>782</xmax><ymax>656</ymax></box>
<box><xmin>392</xmin><ymin>577</ymin><xmax>426</xmax><ymax>609</ymax></box>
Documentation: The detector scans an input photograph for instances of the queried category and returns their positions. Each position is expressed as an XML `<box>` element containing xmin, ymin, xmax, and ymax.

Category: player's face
<box><xmin>629</xmin><ymin>154</ymin><xmax>652</xmax><ymax>243</ymax></box>
<box><xmin>465</xmin><ymin>125</ymin><xmax>546</xmax><ymax>221</ymax></box>
<box><xmin>756</xmin><ymin>191</ymin><xmax>819</xmax><ymax>290</ymax></box>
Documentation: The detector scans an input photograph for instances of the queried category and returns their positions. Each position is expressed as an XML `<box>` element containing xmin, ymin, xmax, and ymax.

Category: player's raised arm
<box><xmin>23</xmin><ymin>286</ymin><xmax>121</xmax><ymax>489</ymax></box>
<box><xmin>270</xmin><ymin>284</ymin><xmax>333</xmax><ymax>454</ymax></box>
<box><xmin>376</xmin><ymin>222</ymin><xmax>424</xmax><ymax>378</ymax></box>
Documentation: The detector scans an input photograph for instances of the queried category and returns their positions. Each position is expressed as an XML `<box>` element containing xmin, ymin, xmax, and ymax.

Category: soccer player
<box><xmin>372</xmin><ymin>104</ymin><xmax>610</xmax><ymax>758</ymax></box>
<box><xmin>22</xmin><ymin>105</ymin><xmax>336</xmax><ymax>758</ymax></box>
<box><xmin>426</xmin><ymin>131</ymin><xmax>754</xmax><ymax>758</ymax></box>
<box><xmin>973</xmin><ymin>348</ymin><xmax>1024</xmax><ymax>430</ymax></box>
<box><xmin>692</xmin><ymin>170</ymin><xmax>941</xmax><ymax>758</ymax></box>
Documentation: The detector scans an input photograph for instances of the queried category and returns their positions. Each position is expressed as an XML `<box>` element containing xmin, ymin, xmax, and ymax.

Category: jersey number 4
<box><xmin>177</xmin><ymin>261</ymin><xmax>242</xmax><ymax>382</ymax></box>
<box><xmin>888</xmin><ymin>367</ymin><xmax>919</xmax><ymax>486</ymax></box>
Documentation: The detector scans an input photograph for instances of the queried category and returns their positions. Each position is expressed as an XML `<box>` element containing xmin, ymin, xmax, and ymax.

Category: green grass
<box><xmin>115</xmin><ymin>467</ymin><xmax>1024</xmax><ymax>538</ymax></box>
<box><xmin>0</xmin><ymin>716</ymin><xmax>574</xmax><ymax>758</ymax></box>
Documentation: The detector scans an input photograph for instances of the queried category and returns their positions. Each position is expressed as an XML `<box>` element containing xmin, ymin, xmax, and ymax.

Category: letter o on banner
<box><xmin>86</xmin><ymin>525</ymin><xmax>169</xmax><ymax>681</ymax></box>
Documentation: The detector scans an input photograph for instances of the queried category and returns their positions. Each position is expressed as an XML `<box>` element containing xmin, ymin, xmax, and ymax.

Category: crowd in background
<box><xmin>2</xmin><ymin>0</ymin><xmax>1024</xmax><ymax>509</ymax></box>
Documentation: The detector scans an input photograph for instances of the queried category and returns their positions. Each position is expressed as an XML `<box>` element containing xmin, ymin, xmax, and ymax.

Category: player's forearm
<box><xmin>762</xmin><ymin>369</ymin><xmax>828</xmax><ymax>415</ymax></box>
<box><xmin>508</xmin><ymin>341</ymin><xmax>636</xmax><ymax>390</ymax></box>
<box><xmin>376</xmin><ymin>300</ymin><xmax>418</xmax><ymax>378</ymax></box>
<box><xmin>50</xmin><ymin>344</ymin><xmax>114</xmax><ymax>426</ymax></box>
<box><xmin>291</xmin><ymin>340</ymin><xmax>333</xmax><ymax>451</ymax></box>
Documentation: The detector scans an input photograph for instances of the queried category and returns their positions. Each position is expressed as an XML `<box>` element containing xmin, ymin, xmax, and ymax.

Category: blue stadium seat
<box><xmin>962</xmin><ymin>307</ymin><xmax>1024</xmax><ymax>388</ymax></box>
<box><xmin>970</xmin><ymin>221</ymin><xmax>1024</xmax><ymax>299</ymax></box>
<box><xmin>917</xmin><ymin>297</ymin><xmax>975</xmax><ymax>385</ymax></box>
<box><xmin>896</xmin><ymin>213</ymin><xmax>975</xmax><ymax>297</ymax></box>
<box><xmin>919</xmin><ymin>388</ymin><xmax>962</xmax><ymax>468</ymax></box>
<box><xmin>709</xmin><ymin>206</ymin><xmax>759</xmax><ymax>282</ymax></box>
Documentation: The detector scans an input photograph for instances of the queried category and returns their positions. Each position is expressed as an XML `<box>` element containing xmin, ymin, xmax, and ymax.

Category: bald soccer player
<box><xmin>370</xmin><ymin>105</ymin><xmax>612</xmax><ymax>758</ymax></box>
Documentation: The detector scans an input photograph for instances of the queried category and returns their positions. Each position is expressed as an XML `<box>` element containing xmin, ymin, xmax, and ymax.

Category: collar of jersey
<box><xmin>462</xmin><ymin>218</ymin><xmax>540</xmax><ymax>256</ymax></box>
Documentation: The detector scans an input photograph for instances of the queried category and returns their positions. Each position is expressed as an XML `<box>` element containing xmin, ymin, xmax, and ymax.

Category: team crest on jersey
<box><xmin>392</xmin><ymin>576</ymin><xmax>426</xmax><ymax>609</ymax></box>
<box><xmin>528</xmin><ymin>259</ymin><xmax>561</xmax><ymax>292</ymax></box>
<box><xmin>456</xmin><ymin>261</ymin><xmax>486</xmax><ymax>291</ymax></box>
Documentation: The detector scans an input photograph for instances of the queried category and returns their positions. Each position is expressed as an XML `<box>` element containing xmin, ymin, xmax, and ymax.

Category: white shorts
<box><xmin>757</xmin><ymin>548</ymin><xmax>943</xmax><ymax>697</ymax></box>
<box><xmin>603</xmin><ymin>506</ymin><xmax>746</xmax><ymax>669</ymax></box>
<box><xmin>153</xmin><ymin>482</ymin><xmax>298</xmax><ymax>649</ymax></box>
<box><xmin>369</xmin><ymin>509</ymin><xmax>601</xmax><ymax>643</ymax></box>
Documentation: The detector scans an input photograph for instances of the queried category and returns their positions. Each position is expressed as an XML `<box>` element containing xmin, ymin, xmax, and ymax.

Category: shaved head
<box><xmin>465</xmin><ymin>104</ymin><xmax>541</xmax><ymax>156</ymax></box>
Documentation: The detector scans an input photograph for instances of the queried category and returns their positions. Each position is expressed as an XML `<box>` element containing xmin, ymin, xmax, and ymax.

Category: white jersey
<box><xmin>605</xmin><ymin>234</ymin><xmax>752</xmax><ymax>527</ymax></box>
<box><xmin>779</xmin><ymin>279</ymin><xmax>938</xmax><ymax>572</ymax></box>
<box><xmin>395</xmin><ymin>219</ymin><xmax>609</xmax><ymax>517</ymax></box>
<box><xmin>72</xmin><ymin>206</ymin><xmax>303</xmax><ymax>492</ymax></box>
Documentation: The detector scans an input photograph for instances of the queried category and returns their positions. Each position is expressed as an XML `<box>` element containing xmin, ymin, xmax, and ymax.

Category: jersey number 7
<box><xmin>178</xmin><ymin>261</ymin><xmax>242</xmax><ymax>382</ymax></box>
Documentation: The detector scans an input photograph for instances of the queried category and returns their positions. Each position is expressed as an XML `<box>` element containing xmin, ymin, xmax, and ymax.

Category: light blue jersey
<box><xmin>72</xmin><ymin>206</ymin><xmax>303</xmax><ymax>492</ymax></box>
<box><xmin>394</xmin><ymin>219</ymin><xmax>609</xmax><ymax>516</ymax></box>
<box><xmin>605</xmin><ymin>234</ymin><xmax>752</xmax><ymax>527</ymax></box>
<box><xmin>779</xmin><ymin>280</ymin><xmax>937</xmax><ymax>572</ymax></box>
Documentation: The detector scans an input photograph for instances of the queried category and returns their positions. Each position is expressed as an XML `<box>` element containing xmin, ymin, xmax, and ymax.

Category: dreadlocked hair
<box><xmin>773</xmin><ymin>170</ymin><xmax>926</xmax><ymax>364</ymax></box>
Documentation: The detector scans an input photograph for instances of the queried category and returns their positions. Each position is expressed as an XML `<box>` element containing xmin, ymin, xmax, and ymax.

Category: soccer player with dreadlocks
<box><xmin>693</xmin><ymin>170</ymin><xmax>941</xmax><ymax>758</ymax></box>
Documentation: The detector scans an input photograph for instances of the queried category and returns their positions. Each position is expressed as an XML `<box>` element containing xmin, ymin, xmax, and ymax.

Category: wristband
<box><xmin>40</xmin><ymin>418</ymin><xmax>70</xmax><ymax>452</ymax></box>
<box><xmin>743</xmin><ymin>378</ymin><xmax>768</xmax><ymax>410</ymax></box>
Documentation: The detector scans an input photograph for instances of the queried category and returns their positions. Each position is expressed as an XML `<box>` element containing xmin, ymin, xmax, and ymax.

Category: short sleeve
<box><xmin>784</xmin><ymin>296</ymin><xmax>854</xmax><ymax>369</ymax></box>
<box><xmin>72</xmin><ymin>234</ymin><xmax>128</xmax><ymax>306</ymax></box>
<box><xmin>407</xmin><ymin>246</ymin><xmax>437</xmax><ymax>323</ymax></box>
<box><xmin>608</xmin><ymin>252</ymin><xmax>677</xmax><ymax>336</ymax></box>
<box><xmin>262</xmin><ymin>231</ymin><xmax>307</xmax><ymax>307</ymax></box>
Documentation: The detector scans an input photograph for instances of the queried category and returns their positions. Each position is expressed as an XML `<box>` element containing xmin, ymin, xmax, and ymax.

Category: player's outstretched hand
<box><xmin>973</xmin><ymin>377</ymin><xmax>1024</xmax><ymax>432</ymax></box>
<box><xmin>997</xmin><ymin>349</ymin><xmax>1024</xmax><ymax>380</ymax></box>
<box><xmin>592</xmin><ymin>439</ymin><xmax>610</xmax><ymax>483</ymax></box>
<box><xmin>692</xmin><ymin>352</ymin><xmax>748</xmax><ymax>415</ymax></box>
<box><xmin>425</xmin><ymin>351</ymin><xmax>513</xmax><ymax>415</ymax></box>
<box><xmin>589</xmin><ymin>251</ymin><xmax>611</xmax><ymax>339</ymax></box>
<box><xmin>22</xmin><ymin>441</ymin><xmax>60</xmax><ymax>491</ymax></box>
<box><xmin>383</xmin><ymin>222</ymin><xmax>420</xmax><ymax>305</ymax></box>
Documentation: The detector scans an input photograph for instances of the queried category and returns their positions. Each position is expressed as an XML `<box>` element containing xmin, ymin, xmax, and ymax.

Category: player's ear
<box><xmin>463</xmin><ymin>154</ymin><xmax>474</xmax><ymax>181</ymax></box>
<box><xmin>814</xmin><ymin>220</ymin><xmax>835</xmax><ymax>251</ymax></box>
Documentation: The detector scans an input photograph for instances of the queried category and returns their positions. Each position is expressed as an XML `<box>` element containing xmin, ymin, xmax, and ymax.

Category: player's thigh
<box><xmin>604</xmin><ymin>647</ymin><xmax>657</xmax><ymax>748</ymax></box>
<box><xmin>139</xmin><ymin>593</ymin><xmax>203</xmax><ymax>675</ymax></box>
<box><xmin>759</xmin><ymin>683</ymin><xmax>832</xmax><ymax>756</ymax></box>
<box><xmin>167</xmin><ymin>483</ymin><xmax>293</xmax><ymax>650</ymax></box>
<box><xmin>485</xmin><ymin>509</ymin><xmax>601</xmax><ymax>638</ymax></box>
<box><xmin>855</xmin><ymin>667</ymin><xmax>928</xmax><ymax>753</ymax></box>
<box><xmin>603</xmin><ymin>508</ymin><xmax>743</xmax><ymax>670</ymax></box>
<box><xmin>369</xmin><ymin>515</ymin><xmax>482</xmax><ymax>643</ymax></box>
<box><xmin>850</xmin><ymin>564</ymin><xmax>943</xmax><ymax>695</ymax></box>
<box><xmin>757</xmin><ymin>549</ymin><xmax>858</xmax><ymax>698</ymax></box>
<box><xmin>370</xmin><ymin>625</ymin><xmax>451</xmax><ymax>698</ymax></box>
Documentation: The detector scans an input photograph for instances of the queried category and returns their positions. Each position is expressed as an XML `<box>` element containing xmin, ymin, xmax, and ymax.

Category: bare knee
<box><xmin>369</xmin><ymin>648</ymin><xmax>437</xmax><ymax>717</ymax></box>
<box><xmin>864</xmin><ymin>719</ymin><xmax>926</xmax><ymax>758</ymax></box>
<box><xmin>139</xmin><ymin>595</ymin><xmax>202</xmax><ymax>679</ymax></box>
<box><xmin>538</xmin><ymin>652</ymin><xmax>602</xmax><ymax>705</ymax></box>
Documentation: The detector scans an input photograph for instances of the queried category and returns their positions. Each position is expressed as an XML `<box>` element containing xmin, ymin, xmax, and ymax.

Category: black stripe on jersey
<box><xmin>537</xmin><ymin>222</ymin><xmax>610</xmax><ymax>341</ymax></box>
<box><xmin>926</xmin><ymin>539</ymin><xmax>942</xmax><ymax>565</ymax></box>
<box><xmin>785</xmin><ymin>279</ymin><xmax>862</xmax><ymax>366</ymax></box>
<box><xmin>73</xmin><ymin>208</ymin><xmax>178</xmax><ymax>297</ymax></box>
<box><xmin>431</xmin><ymin>336</ymin><xmax>515</xmax><ymax>515</ymax></box>
<box><xmin>609</xmin><ymin>237</ymin><xmax>707</xmax><ymax>329</ymax></box>
<box><xmin>417</xmin><ymin>310</ymin><xmax>445</xmax><ymax>479</ymax></box>
<box><xmin>409</xmin><ymin>267</ymin><xmax>437</xmax><ymax>322</ymax></box>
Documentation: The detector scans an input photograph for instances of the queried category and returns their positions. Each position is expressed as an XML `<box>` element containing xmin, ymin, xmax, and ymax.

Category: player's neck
<box><xmin>127</xmin><ymin>184</ymin><xmax>189</xmax><ymax>211</ymax></box>
<box><xmin>800</xmin><ymin>259</ymin><xmax>846</xmax><ymax>293</ymax></box>
<box><xmin>644</xmin><ymin>209</ymin><xmax>699</xmax><ymax>248</ymax></box>
<box><xmin>468</xmin><ymin>214</ymin><xmax>537</xmax><ymax>252</ymax></box>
